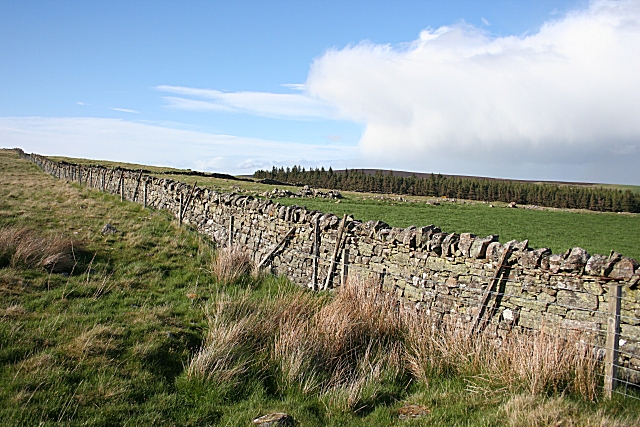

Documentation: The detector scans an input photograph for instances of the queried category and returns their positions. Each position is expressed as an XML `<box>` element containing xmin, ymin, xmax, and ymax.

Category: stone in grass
<box><xmin>252</xmin><ymin>413</ymin><xmax>294</xmax><ymax>427</ymax></box>
<box><xmin>101</xmin><ymin>223</ymin><xmax>118</xmax><ymax>235</ymax></box>
<box><xmin>398</xmin><ymin>404</ymin><xmax>431</xmax><ymax>420</ymax></box>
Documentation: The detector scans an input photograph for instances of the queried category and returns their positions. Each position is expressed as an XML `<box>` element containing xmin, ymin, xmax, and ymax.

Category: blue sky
<box><xmin>2</xmin><ymin>0</ymin><xmax>639</xmax><ymax>184</ymax></box>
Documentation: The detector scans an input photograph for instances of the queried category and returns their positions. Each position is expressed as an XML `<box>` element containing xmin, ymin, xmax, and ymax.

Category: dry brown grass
<box><xmin>66</xmin><ymin>324</ymin><xmax>123</xmax><ymax>359</ymax></box>
<box><xmin>501</xmin><ymin>394</ymin><xmax>640</xmax><ymax>427</ymax></box>
<box><xmin>210</xmin><ymin>245</ymin><xmax>253</xmax><ymax>285</ymax></box>
<box><xmin>404</xmin><ymin>313</ymin><xmax>600</xmax><ymax>400</ymax></box>
<box><xmin>189</xmin><ymin>276</ymin><xmax>405</xmax><ymax>410</ymax></box>
<box><xmin>0</xmin><ymin>226</ymin><xmax>77</xmax><ymax>273</ymax></box>
<box><xmin>189</xmin><ymin>274</ymin><xmax>602</xmax><ymax>407</ymax></box>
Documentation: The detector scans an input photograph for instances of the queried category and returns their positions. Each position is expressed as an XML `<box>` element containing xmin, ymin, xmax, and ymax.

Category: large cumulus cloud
<box><xmin>306</xmin><ymin>0</ymin><xmax>640</xmax><ymax>183</ymax></box>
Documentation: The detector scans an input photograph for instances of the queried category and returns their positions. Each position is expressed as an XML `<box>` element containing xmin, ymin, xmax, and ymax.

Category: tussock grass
<box><xmin>191</xmin><ymin>274</ymin><xmax>602</xmax><ymax>413</ymax></box>
<box><xmin>189</xmin><ymin>278</ymin><xmax>405</xmax><ymax>410</ymax></box>
<box><xmin>0</xmin><ymin>226</ymin><xmax>77</xmax><ymax>273</ymax></box>
<box><xmin>405</xmin><ymin>315</ymin><xmax>600</xmax><ymax>400</ymax></box>
<box><xmin>211</xmin><ymin>245</ymin><xmax>254</xmax><ymax>285</ymax></box>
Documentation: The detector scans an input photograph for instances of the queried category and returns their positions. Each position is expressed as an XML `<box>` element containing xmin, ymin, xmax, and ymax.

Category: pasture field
<box><xmin>1</xmin><ymin>149</ymin><xmax>640</xmax><ymax>426</ymax></box>
<box><xmin>274</xmin><ymin>196</ymin><xmax>640</xmax><ymax>261</ymax></box>
<box><xmin>44</xmin><ymin>155</ymin><xmax>640</xmax><ymax>260</ymax></box>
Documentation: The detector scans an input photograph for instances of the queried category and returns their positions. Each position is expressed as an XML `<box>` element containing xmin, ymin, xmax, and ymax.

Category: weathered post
<box><xmin>311</xmin><ymin>216</ymin><xmax>320</xmax><ymax>290</ymax></box>
<box><xmin>179</xmin><ymin>193</ymin><xmax>184</xmax><ymax>226</ymax></box>
<box><xmin>119</xmin><ymin>171</ymin><xmax>124</xmax><ymax>202</ymax></box>
<box><xmin>341</xmin><ymin>248</ymin><xmax>349</xmax><ymax>287</ymax></box>
<box><xmin>604</xmin><ymin>283</ymin><xmax>622</xmax><ymax>399</ymax></box>
<box><xmin>143</xmin><ymin>179</ymin><xmax>148</xmax><ymax>209</ymax></box>
<box><xmin>228</xmin><ymin>215</ymin><xmax>234</xmax><ymax>247</ymax></box>
<box><xmin>323</xmin><ymin>214</ymin><xmax>347</xmax><ymax>290</ymax></box>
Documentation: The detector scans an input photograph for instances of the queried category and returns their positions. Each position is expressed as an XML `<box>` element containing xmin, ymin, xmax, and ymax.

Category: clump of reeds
<box><xmin>404</xmin><ymin>310</ymin><xmax>600</xmax><ymax>400</ymax></box>
<box><xmin>210</xmin><ymin>245</ymin><xmax>253</xmax><ymax>285</ymax></box>
<box><xmin>189</xmin><ymin>273</ymin><xmax>602</xmax><ymax>408</ymax></box>
<box><xmin>0</xmin><ymin>226</ymin><xmax>76</xmax><ymax>273</ymax></box>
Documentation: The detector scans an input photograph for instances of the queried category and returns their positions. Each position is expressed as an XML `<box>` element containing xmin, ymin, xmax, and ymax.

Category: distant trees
<box><xmin>253</xmin><ymin>166</ymin><xmax>640</xmax><ymax>213</ymax></box>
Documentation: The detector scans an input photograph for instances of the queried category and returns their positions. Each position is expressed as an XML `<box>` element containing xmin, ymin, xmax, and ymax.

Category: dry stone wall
<box><xmin>18</xmin><ymin>149</ymin><xmax>640</xmax><ymax>380</ymax></box>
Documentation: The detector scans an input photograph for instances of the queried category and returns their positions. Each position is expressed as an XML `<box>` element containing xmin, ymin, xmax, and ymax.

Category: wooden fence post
<box><xmin>341</xmin><ymin>248</ymin><xmax>349</xmax><ymax>287</ymax></box>
<box><xmin>228</xmin><ymin>215</ymin><xmax>234</xmax><ymax>247</ymax></box>
<box><xmin>323</xmin><ymin>214</ymin><xmax>347</xmax><ymax>290</ymax></box>
<box><xmin>312</xmin><ymin>216</ymin><xmax>320</xmax><ymax>290</ymax></box>
<box><xmin>179</xmin><ymin>193</ymin><xmax>184</xmax><ymax>226</ymax></box>
<box><xmin>604</xmin><ymin>283</ymin><xmax>622</xmax><ymax>399</ymax></box>
<box><xmin>119</xmin><ymin>171</ymin><xmax>124</xmax><ymax>202</ymax></box>
<box><xmin>143</xmin><ymin>179</ymin><xmax>148</xmax><ymax>209</ymax></box>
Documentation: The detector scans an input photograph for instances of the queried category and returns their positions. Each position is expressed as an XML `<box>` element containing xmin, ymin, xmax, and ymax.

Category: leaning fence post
<box><xmin>143</xmin><ymin>179</ymin><xmax>148</xmax><ymax>209</ymax></box>
<box><xmin>312</xmin><ymin>216</ymin><xmax>320</xmax><ymax>290</ymax></box>
<box><xmin>228</xmin><ymin>215</ymin><xmax>234</xmax><ymax>247</ymax></box>
<box><xmin>179</xmin><ymin>193</ymin><xmax>184</xmax><ymax>226</ymax></box>
<box><xmin>604</xmin><ymin>283</ymin><xmax>622</xmax><ymax>399</ymax></box>
<box><xmin>341</xmin><ymin>248</ymin><xmax>349</xmax><ymax>287</ymax></box>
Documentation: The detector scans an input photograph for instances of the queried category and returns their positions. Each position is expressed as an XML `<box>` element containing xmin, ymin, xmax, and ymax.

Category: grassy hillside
<box><xmin>2</xmin><ymin>149</ymin><xmax>639</xmax><ymax>426</ymax></box>
<box><xmin>38</xmin><ymin>154</ymin><xmax>640</xmax><ymax>260</ymax></box>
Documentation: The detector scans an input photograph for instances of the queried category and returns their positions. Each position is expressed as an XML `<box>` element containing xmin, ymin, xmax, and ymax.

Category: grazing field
<box><xmin>273</xmin><ymin>196</ymin><xmax>640</xmax><ymax>260</ymax></box>
<box><xmin>3</xmin><ymin>150</ymin><xmax>639</xmax><ymax>426</ymax></box>
<box><xmin>43</xmin><ymin>155</ymin><xmax>640</xmax><ymax>260</ymax></box>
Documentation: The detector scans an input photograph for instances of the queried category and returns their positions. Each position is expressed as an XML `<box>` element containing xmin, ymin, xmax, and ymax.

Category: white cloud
<box><xmin>0</xmin><ymin>116</ymin><xmax>357</xmax><ymax>175</ymax></box>
<box><xmin>481</xmin><ymin>17</ymin><xmax>490</xmax><ymax>26</ymax></box>
<box><xmin>193</xmin><ymin>156</ymin><xmax>225</xmax><ymax>170</ymax></box>
<box><xmin>77</xmin><ymin>101</ymin><xmax>85</xmax><ymax>106</ymax></box>
<box><xmin>281</xmin><ymin>83</ymin><xmax>306</xmax><ymax>91</ymax></box>
<box><xmin>156</xmin><ymin>85</ymin><xmax>340</xmax><ymax>120</ymax></box>
<box><xmin>111</xmin><ymin>107</ymin><xmax>139</xmax><ymax>114</ymax></box>
<box><xmin>305</xmin><ymin>0</ymin><xmax>640</xmax><ymax>184</ymax></box>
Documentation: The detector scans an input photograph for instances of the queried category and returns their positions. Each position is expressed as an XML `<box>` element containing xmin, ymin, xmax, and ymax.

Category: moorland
<box><xmin>2</xmin><ymin>149</ymin><xmax>639</xmax><ymax>426</ymax></box>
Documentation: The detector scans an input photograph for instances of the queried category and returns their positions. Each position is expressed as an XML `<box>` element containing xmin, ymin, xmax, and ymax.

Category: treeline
<box><xmin>254</xmin><ymin>166</ymin><xmax>640</xmax><ymax>213</ymax></box>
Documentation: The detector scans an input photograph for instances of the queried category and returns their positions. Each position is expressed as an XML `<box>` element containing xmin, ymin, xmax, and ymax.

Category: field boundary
<box><xmin>17</xmin><ymin>149</ymin><xmax>640</xmax><ymax>397</ymax></box>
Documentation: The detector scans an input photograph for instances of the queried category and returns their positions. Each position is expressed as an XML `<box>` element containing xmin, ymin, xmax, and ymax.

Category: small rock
<box><xmin>101</xmin><ymin>223</ymin><xmax>118</xmax><ymax>235</ymax></box>
<box><xmin>252</xmin><ymin>413</ymin><xmax>293</xmax><ymax>427</ymax></box>
<box><xmin>508</xmin><ymin>201</ymin><xmax>517</xmax><ymax>208</ymax></box>
<box><xmin>398</xmin><ymin>404</ymin><xmax>431</xmax><ymax>420</ymax></box>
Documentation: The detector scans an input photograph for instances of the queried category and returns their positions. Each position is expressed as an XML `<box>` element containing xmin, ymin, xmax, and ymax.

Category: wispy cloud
<box><xmin>111</xmin><ymin>107</ymin><xmax>139</xmax><ymax>114</ymax></box>
<box><xmin>156</xmin><ymin>85</ymin><xmax>340</xmax><ymax>120</ymax></box>
<box><xmin>281</xmin><ymin>83</ymin><xmax>306</xmax><ymax>91</ymax></box>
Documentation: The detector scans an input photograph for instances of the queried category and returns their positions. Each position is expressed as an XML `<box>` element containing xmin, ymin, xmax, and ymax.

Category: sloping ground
<box><xmin>1</xmin><ymin>149</ymin><xmax>640</xmax><ymax>426</ymax></box>
<box><xmin>25</xmin><ymin>153</ymin><xmax>640</xmax><ymax>260</ymax></box>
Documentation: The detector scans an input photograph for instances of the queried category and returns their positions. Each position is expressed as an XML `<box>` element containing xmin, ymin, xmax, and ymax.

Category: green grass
<box><xmin>2</xmin><ymin>149</ymin><xmax>639</xmax><ymax>426</ymax></box>
<box><xmin>595</xmin><ymin>183</ymin><xmax>640</xmax><ymax>195</ymax></box>
<box><xmin>273</xmin><ymin>196</ymin><xmax>640</xmax><ymax>260</ymax></box>
<box><xmin>43</xmin><ymin>154</ymin><xmax>640</xmax><ymax>260</ymax></box>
